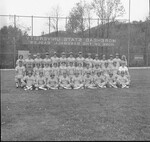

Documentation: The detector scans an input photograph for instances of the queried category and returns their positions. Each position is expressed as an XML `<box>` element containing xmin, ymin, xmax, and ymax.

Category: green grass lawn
<box><xmin>1</xmin><ymin>69</ymin><xmax>150</xmax><ymax>141</ymax></box>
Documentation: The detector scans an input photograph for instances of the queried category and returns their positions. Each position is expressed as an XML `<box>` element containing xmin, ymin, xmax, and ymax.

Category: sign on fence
<box><xmin>23</xmin><ymin>36</ymin><xmax>117</xmax><ymax>47</ymax></box>
<box><xmin>18</xmin><ymin>50</ymin><xmax>29</xmax><ymax>59</ymax></box>
<box><xmin>134</xmin><ymin>55</ymin><xmax>144</xmax><ymax>60</ymax></box>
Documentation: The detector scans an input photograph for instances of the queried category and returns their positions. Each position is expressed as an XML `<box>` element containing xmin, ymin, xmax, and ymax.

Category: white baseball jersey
<box><xmin>84</xmin><ymin>75</ymin><xmax>93</xmax><ymax>85</ymax></box>
<box><xmin>43</xmin><ymin>67</ymin><xmax>51</xmax><ymax>77</ymax></box>
<box><xmin>51</xmin><ymin>67</ymin><xmax>59</xmax><ymax>76</ymax></box>
<box><xmin>47</xmin><ymin>76</ymin><xmax>58</xmax><ymax>86</ymax></box>
<box><xmin>43</xmin><ymin>58</ymin><xmax>51</xmax><ymax>66</ymax></box>
<box><xmin>59</xmin><ymin>57</ymin><xmax>67</xmax><ymax>66</ymax></box>
<box><xmin>108</xmin><ymin>59</ymin><xmax>114</xmax><ymax>70</ymax></box>
<box><xmin>15</xmin><ymin>66</ymin><xmax>25</xmax><ymax>76</ymax></box>
<box><xmin>76</xmin><ymin>57</ymin><xmax>84</xmax><ymax>66</ymax></box>
<box><xmin>117</xmin><ymin>75</ymin><xmax>129</xmax><ymax>84</ymax></box>
<box><xmin>33</xmin><ymin>67</ymin><xmax>43</xmax><ymax>77</ymax></box>
<box><xmin>16</xmin><ymin>59</ymin><xmax>25</xmax><ymax>66</ymax></box>
<box><xmin>75</xmin><ymin>66</ymin><xmax>83</xmax><ymax>76</ymax></box>
<box><xmin>83</xmin><ymin>68</ymin><xmax>92</xmax><ymax>76</ymax></box>
<box><xmin>51</xmin><ymin>56</ymin><xmax>59</xmax><ymax>66</ymax></box>
<box><xmin>85</xmin><ymin>58</ymin><xmax>93</xmax><ymax>67</ymax></box>
<box><xmin>113</xmin><ymin>58</ymin><xmax>121</xmax><ymax>68</ymax></box>
<box><xmin>35</xmin><ymin>76</ymin><xmax>46</xmax><ymax>85</ymax></box>
<box><xmin>93</xmin><ymin>67</ymin><xmax>101</xmax><ymax>75</ymax></box>
<box><xmin>24</xmin><ymin>58</ymin><xmax>34</xmax><ymax>68</ymax></box>
<box><xmin>34</xmin><ymin>58</ymin><xmax>43</xmax><ymax>66</ymax></box>
<box><xmin>72</xmin><ymin>75</ymin><xmax>83</xmax><ymax>85</ymax></box>
<box><xmin>93</xmin><ymin>74</ymin><xmax>106</xmax><ymax>84</ymax></box>
<box><xmin>67</xmin><ymin>57</ymin><xmax>75</xmax><ymax>66</ymax></box>
<box><xmin>59</xmin><ymin>66</ymin><xmax>67</xmax><ymax>76</ymax></box>
<box><xmin>59</xmin><ymin>76</ymin><xmax>70</xmax><ymax>85</ymax></box>
<box><xmin>119</xmin><ymin>66</ymin><xmax>128</xmax><ymax>73</ymax></box>
<box><xmin>67</xmin><ymin>66</ymin><xmax>75</xmax><ymax>77</ymax></box>
<box><xmin>107</xmin><ymin>75</ymin><xmax>117</xmax><ymax>84</ymax></box>
<box><xmin>101</xmin><ymin>59</ymin><xmax>107</xmax><ymax>70</ymax></box>
<box><xmin>23</xmin><ymin>75</ymin><xmax>35</xmax><ymax>86</ymax></box>
<box><xmin>93</xmin><ymin>59</ymin><xmax>101</xmax><ymax>67</ymax></box>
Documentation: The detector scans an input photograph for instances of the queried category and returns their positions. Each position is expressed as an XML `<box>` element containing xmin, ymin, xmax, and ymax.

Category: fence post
<box><xmin>31</xmin><ymin>16</ymin><xmax>33</xmax><ymax>36</ymax></box>
<box><xmin>31</xmin><ymin>16</ymin><xmax>33</xmax><ymax>53</ymax></box>
<box><xmin>127</xmin><ymin>0</ymin><xmax>131</xmax><ymax>67</ymax></box>
<box><xmin>49</xmin><ymin>17</ymin><xmax>51</xmax><ymax>34</ymax></box>
<box><xmin>13</xmin><ymin>15</ymin><xmax>16</xmax><ymax>68</ymax></box>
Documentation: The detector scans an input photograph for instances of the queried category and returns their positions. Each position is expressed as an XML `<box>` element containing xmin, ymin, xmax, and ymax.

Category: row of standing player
<box><xmin>16</xmin><ymin>51</ymin><xmax>128</xmax><ymax>71</ymax></box>
<box><xmin>15</xmin><ymin>51</ymin><xmax>130</xmax><ymax>90</ymax></box>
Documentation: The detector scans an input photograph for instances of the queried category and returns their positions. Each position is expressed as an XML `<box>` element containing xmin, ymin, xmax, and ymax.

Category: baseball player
<box><xmin>33</xmin><ymin>62</ymin><xmax>43</xmax><ymax>78</ymax></box>
<box><xmin>116</xmin><ymin>71</ymin><xmax>130</xmax><ymax>88</ymax></box>
<box><xmin>43</xmin><ymin>52</ymin><xmax>51</xmax><ymax>67</ymax></box>
<box><xmin>85</xmin><ymin>53</ymin><xmax>93</xmax><ymax>68</ymax></box>
<box><xmin>35</xmin><ymin>71</ymin><xmax>47</xmax><ymax>90</ymax></box>
<box><xmin>83</xmin><ymin>72</ymin><xmax>96</xmax><ymax>89</ymax></box>
<box><xmin>51</xmin><ymin>51</ymin><xmax>59</xmax><ymax>67</ymax></box>
<box><xmin>15</xmin><ymin>60</ymin><xmax>26</xmax><ymax>88</ymax></box>
<box><xmin>59</xmin><ymin>52</ymin><xmax>67</xmax><ymax>67</ymax></box>
<box><xmin>71</xmin><ymin>71</ymin><xmax>84</xmax><ymax>89</ymax></box>
<box><xmin>83</xmin><ymin>62</ymin><xmax>93</xmax><ymax>77</ymax></box>
<box><xmin>106</xmin><ymin>71</ymin><xmax>118</xmax><ymax>88</ymax></box>
<box><xmin>34</xmin><ymin>53</ymin><xmax>43</xmax><ymax>67</ymax></box>
<box><xmin>67</xmin><ymin>61</ymin><xmax>75</xmax><ymax>80</ymax></box>
<box><xmin>24</xmin><ymin>53</ymin><xmax>34</xmax><ymax>74</ymax></box>
<box><xmin>111</xmin><ymin>61</ymin><xmax>119</xmax><ymax>76</ymax></box>
<box><xmin>59</xmin><ymin>61</ymin><xmax>67</xmax><ymax>77</ymax></box>
<box><xmin>113</xmin><ymin>53</ymin><xmax>121</xmax><ymax>68</ymax></box>
<box><xmin>43</xmin><ymin>62</ymin><xmax>51</xmax><ymax>82</ymax></box>
<box><xmin>21</xmin><ymin>70</ymin><xmax>35</xmax><ymax>90</ymax></box>
<box><xmin>119</xmin><ymin>61</ymin><xmax>130</xmax><ymax>83</ymax></box>
<box><xmin>101</xmin><ymin>54</ymin><xmax>107</xmax><ymax>70</ymax></box>
<box><xmin>108</xmin><ymin>54</ymin><xmax>114</xmax><ymax>70</ymax></box>
<box><xmin>67</xmin><ymin>52</ymin><xmax>75</xmax><ymax>67</ymax></box>
<box><xmin>121</xmin><ymin>55</ymin><xmax>128</xmax><ymax>66</ymax></box>
<box><xmin>46</xmin><ymin>73</ymin><xmax>59</xmax><ymax>89</ymax></box>
<box><xmin>93</xmin><ymin>71</ymin><xmax>107</xmax><ymax>88</ymax></box>
<box><xmin>76</xmin><ymin>52</ymin><xmax>84</xmax><ymax>67</ymax></box>
<box><xmin>16</xmin><ymin>55</ymin><xmax>24</xmax><ymax>66</ymax></box>
<box><xmin>103</xmin><ymin>61</ymin><xmax>110</xmax><ymax>79</ymax></box>
<box><xmin>75</xmin><ymin>62</ymin><xmax>84</xmax><ymax>76</ymax></box>
<box><xmin>59</xmin><ymin>72</ymin><xmax>72</xmax><ymax>89</ymax></box>
<box><xmin>51</xmin><ymin>62</ymin><xmax>59</xmax><ymax>77</ymax></box>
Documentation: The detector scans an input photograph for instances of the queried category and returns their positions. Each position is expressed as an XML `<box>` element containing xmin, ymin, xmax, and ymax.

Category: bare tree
<box><xmin>47</xmin><ymin>5</ymin><xmax>62</xmax><ymax>35</ymax></box>
<box><xmin>92</xmin><ymin>0</ymin><xmax>125</xmax><ymax>37</ymax></box>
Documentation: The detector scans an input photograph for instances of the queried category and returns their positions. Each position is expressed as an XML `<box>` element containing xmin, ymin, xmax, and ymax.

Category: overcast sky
<box><xmin>0</xmin><ymin>0</ymin><xmax>149</xmax><ymax>35</ymax></box>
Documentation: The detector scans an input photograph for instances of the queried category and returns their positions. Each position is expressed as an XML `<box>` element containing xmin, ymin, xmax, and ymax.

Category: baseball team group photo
<box><xmin>1</xmin><ymin>0</ymin><xmax>150</xmax><ymax>141</ymax></box>
<box><xmin>15</xmin><ymin>51</ymin><xmax>130</xmax><ymax>91</ymax></box>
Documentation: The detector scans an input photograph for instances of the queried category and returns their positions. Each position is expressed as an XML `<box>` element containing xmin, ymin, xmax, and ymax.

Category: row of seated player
<box><xmin>16</xmin><ymin>52</ymin><xmax>128</xmax><ymax>69</ymax></box>
<box><xmin>15</xmin><ymin>60</ymin><xmax>130</xmax><ymax>90</ymax></box>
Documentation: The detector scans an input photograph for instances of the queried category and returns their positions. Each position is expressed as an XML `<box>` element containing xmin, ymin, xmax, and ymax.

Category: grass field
<box><xmin>1</xmin><ymin>69</ymin><xmax>150</xmax><ymax>141</ymax></box>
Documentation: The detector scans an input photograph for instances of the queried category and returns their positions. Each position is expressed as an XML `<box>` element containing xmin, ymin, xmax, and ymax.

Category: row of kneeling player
<box><xmin>15</xmin><ymin>68</ymin><xmax>130</xmax><ymax>90</ymax></box>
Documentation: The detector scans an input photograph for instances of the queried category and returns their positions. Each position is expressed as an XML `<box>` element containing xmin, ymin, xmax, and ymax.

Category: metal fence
<box><xmin>0</xmin><ymin>15</ymin><xmax>150</xmax><ymax>68</ymax></box>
